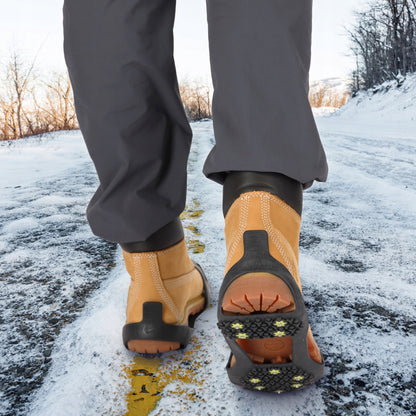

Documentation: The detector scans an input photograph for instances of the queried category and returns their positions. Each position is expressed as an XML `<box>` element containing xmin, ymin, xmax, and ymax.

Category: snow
<box><xmin>319</xmin><ymin>72</ymin><xmax>416</xmax><ymax>140</ymax></box>
<box><xmin>312</xmin><ymin>107</ymin><xmax>339</xmax><ymax>117</ymax></box>
<box><xmin>0</xmin><ymin>130</ymin><xmax>88</xmax><ymax>189</ymax></box>
<box><xmin>1</xmin><ymin>73</ymin><xmax>416</xmax><ymax>416</ymax></box>
<box><xmin>0</xmin><ymin>131</ymin><xmax>118</xmax><ymax>416</ymax></box>
<box><xmin>29</xmin><ymin>260</ymin><xmax>131</xmax><ymax>416</ymax></box>
<box><xmin>1</xmin><ymin>217</ymin><xmax>39</xmax><ymax>234</ymax></box>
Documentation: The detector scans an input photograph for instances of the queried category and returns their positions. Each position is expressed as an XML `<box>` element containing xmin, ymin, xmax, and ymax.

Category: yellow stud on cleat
<box><xmin>273</xmin><ymin>331</ymin><xmax>286</xmax><ymax>337</ymax></box>
<box><xmin>254</xmin><ymin>386</ymin><xmax>265</xmax><ymax>390</ymax></box>
<box><xmin>236</xmin><ymin>333</ymin><xmax>248</xmax><ymax>339</ymax></box>
<box><xmin>293</xmin><ymin>376</ymin><xmax>304</xmax><ymax>381</ymax></box>
<box><xmin>269</xmin><ymin>369</ymin><xmax>281</xmax><ymax>375</ymax></box>
<box><xmin>231</xmin><ymin>323</ymin><xmax>244</xmax><ymax>329</ymax></box>
<box><xmin>249</xmin><ymin>378</ymin><xmax>261</xmax><ymax>384</ymax></box>
<box><xmin>274</xmin><ymin>320</ymin><xmax>287</xmax><ymax>327</ymax></box>
<box><xmin>292</xmin><ymin>384</ymin><xmax>303</xmax><ymax>389</ymax></box>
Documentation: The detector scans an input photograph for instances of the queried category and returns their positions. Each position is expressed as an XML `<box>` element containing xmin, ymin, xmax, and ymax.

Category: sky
<box><xmin>0</xmin><ymin>0</ymin><xmax>364</xmax><ymax>83</ymax></box>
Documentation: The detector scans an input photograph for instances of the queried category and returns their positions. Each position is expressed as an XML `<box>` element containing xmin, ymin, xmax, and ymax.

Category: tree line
<box><xmin>0</xmin><ymin>52</ymin><xmax>215</xmax><ymax>141</ymax></box>
<box><xmin>0</xmin><ymin>52</ymin><xmax>214</xmax><ymax>141</ymax></box>
<box><xmin>0</xmin><ymin>52</ymin><xmax>78</xmax><ymax>141</ymax></box>
<box><xmin>349</xmin><ymin>0</ymin><xmax>416</xmax><ymax>92</ymax></box>
<box><xmin>0</xmin><ymin>51</ymin><xmax>348</xmax><ymax>141</ymax></box>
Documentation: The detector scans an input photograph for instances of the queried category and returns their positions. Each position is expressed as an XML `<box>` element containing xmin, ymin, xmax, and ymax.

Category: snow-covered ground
<box><xmin>1</xmin><ymin>74</ymin><xmax>416</xmax><ymax>416</ymax></box>
<box><xmin>319</xmin><ymin>73</ymin><xmax>416</xmax><ymax>140</ymax></box>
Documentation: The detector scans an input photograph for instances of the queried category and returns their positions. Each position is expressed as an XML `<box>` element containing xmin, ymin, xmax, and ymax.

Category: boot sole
<box><xmin>123</xmin><ymin>261</ymin><xmax>211</xmax><ymax>354</ymax></box>
<box><xmin>217</xmin><ymin>230</ymin><xmax>324</xmax><ymax>393</ymax></box>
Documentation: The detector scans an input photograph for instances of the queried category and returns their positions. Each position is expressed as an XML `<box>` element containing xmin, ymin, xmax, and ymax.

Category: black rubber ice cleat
<box><xmin>217</xmin><ymin>230</ymin><xmax>325</xmax><ymax>393</ymax></box>
<box><xmin>122</xmin><ymin>261</ymin><xmax>211</xmax><ymax>350</ymax></box>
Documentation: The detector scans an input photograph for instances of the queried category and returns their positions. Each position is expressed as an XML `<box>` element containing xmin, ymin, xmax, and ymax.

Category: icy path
<box><xmin>1</xmin><ymin>119</ymin><xmax>415</xmax><ymax>416</ymax></box>
<box><xmin>0</xmin><ymin>132</ymin><xmax>118</xmax><ymax>415</ymax></box>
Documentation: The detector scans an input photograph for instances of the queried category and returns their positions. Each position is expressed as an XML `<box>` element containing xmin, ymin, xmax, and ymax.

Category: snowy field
<box><xmin>1</xmin><ymin>76</ymin><xmax>416</xmax><ymax>416</ymax></box>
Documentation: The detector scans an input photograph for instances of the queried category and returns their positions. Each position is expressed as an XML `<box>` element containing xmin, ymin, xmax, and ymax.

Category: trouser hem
<box><xmin>119</xmin><ymin>217</ymin><xmax>184</xmax><ymax>252</ymax></box>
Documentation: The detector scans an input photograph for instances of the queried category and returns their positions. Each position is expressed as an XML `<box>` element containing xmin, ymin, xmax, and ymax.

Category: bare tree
<box><xmin>348</xmin><ymin>0</ymin><xmax>416</xmax><ymax>90</ymax></box>
<box><xmin>0</xmin><ymin>50</ymin><xmax>38</xmax><ymax>140</ymax></box>
<box><xmin>179</xmin><ymin>77</ymin><xmax>212</xmax><ymax>121</ymax></box>
<box><xmin>309</xmin><ymin>83</ymin><xmax>331</xmax><ymax>107</ymax></box>
<box><xmin>39</xmin><ymin>72</ymin><xmax>78</xmax><ymax>131</ymax></box>
<box><xmin>0</xmin><ymin>50</ymin><xmax>80</xmax><ymax>141</ymax></box>
<box><xmin>0</xmin><ymin>98</ymin><xmax>17</xmax><ymax>140</ymax></box>
<box><xmin>7</xmin><ymin>51</ymin><xmax>37</xmax><ymax>138</ymax></box>
<box><xmin>309</xmin><ymin>82</ymin><xmax>350</xmax><ymax>108</ymax></box>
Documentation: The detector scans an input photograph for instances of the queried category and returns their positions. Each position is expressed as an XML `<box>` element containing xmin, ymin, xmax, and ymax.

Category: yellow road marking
<box><xmin>123</xmin><ymin>201</ymin><xmax>207</xmax><ymax>415</ymax></box>
<box><xmin>123</xmin><ymin>339</ymin><xmax>208</xmax><ymax>416</ymax></box>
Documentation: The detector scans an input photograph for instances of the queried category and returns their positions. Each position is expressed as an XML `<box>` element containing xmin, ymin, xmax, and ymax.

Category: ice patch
<box><xmin>32</xmin><ymin>195</ymin><xmax>79</xmax><ymax>207</ymax></box>
<box><xmin>2</xmin><ymin>248</ymin><xmax>35</xmax><ymax>263</ymax></box>
<box><xmin>29</xmin><ymin>256</ymin><xmax>131</xmax><ymax>416</ymax></box>
<box><xmin>2</xmin><ymin>217</ymin><xmax>39</xmax><ymax>234</ymax></box>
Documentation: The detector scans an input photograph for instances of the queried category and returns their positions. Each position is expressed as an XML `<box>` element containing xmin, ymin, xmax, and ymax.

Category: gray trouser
<box><xmin>63</xmin><ymin>0</ymin><xmax>328</xmax><ymax>244</ymax></box>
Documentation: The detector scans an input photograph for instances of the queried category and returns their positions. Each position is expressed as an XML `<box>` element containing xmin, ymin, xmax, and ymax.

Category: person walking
<box><xmin>63</xmin><ymin>0</ymin><xmax>328</xmax><ymax>393</ymax></box>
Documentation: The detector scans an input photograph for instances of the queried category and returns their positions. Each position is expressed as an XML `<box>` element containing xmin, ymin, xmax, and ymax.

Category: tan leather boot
<box><xmin>122</xmin><ymin>236</ymin><xmax>210</xmax><ymax>354</ymax></box>
<box><xmin>217</xmin><ymin>190</ymin><xmax>324</xmax><ymax>393</ymax></box>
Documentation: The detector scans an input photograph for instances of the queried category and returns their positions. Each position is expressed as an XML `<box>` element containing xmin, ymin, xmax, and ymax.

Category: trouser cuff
<box><xmin>222</xmin><ymin>171</ymin><xmax>303</xmax><ymax>218</ymax></box>
<box><xmin>119</xmin><ymin>217</ymin><xmax>184</xmax><ymax>253</ymax></box>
